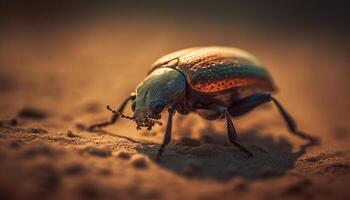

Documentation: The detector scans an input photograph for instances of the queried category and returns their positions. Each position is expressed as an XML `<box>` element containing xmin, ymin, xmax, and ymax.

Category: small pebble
<box><xmin>64</xmin><ymin>163</ymin><xmax>86</xmax><ymax>176</ymax></box>
<box><xmin>28</xmin><ymin>128</ymin><xmax>48</xmax><ymax>134</ymax></box>
<box><xmin>75</xmin><ymin>123</ymin><xmax>87</xmax><ymax>131</ymax></box>
<box><xmin>9</xmin><ymin>118</ymin><xmax>18</xmax><ymax>126</ymax></box>
<box><xmin>67</xmin><ymin>130</ymin><xmax>78</xmax><ymax>138</ymax></box>
<box><xmin>130</xmin><ymin>155</ymin><xmax>148</xmax><ymax>169</ymax></box>
<box><xmin>116</xmin><ymin>151</ymin><xmax>131</xmax><ymax>160</ymax></box>
<box><xmin>80</xmin><ymin>146</ymin><xmax>111</xmax><ymax>158</ymax></box>
<box><xmin>17</xmin><ymin>107</ymin><xmax>47</xmax><ymax>120</ymax></box>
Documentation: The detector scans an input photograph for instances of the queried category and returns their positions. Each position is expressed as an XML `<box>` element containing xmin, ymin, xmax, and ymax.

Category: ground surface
<box><xmin>1</xmin><ymin>13</ymin><xmax>350</xmax><ymax>200</ymax></box>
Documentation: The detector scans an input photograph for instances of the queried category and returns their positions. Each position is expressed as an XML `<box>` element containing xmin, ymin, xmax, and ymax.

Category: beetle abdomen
<box><xmin>150</xmin><ymin>46</ymin><xmax>276</xmax><ymax>94</ymax></box>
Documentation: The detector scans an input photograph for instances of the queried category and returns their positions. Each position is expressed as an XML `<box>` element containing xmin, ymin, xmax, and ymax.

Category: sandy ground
<box><xmin>1</xmin><ymin>14</ymin><xmax>350</xmax><ymax>200</ymax></box>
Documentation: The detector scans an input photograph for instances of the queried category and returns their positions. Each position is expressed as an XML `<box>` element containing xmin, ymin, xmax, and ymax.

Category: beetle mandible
<box><xmin>88</xmin><ymin>46</ymin><xmax>318</xmax><ymax>161</ymax></box>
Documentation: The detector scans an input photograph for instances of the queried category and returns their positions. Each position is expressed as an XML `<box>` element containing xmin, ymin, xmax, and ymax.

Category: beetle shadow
<box><xmin>136</xmin><ymin>124</ymin><xmax>317</xmax><ymax>181</ymax></box>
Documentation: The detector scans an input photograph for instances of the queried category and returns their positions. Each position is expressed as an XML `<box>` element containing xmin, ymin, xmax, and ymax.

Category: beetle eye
<box><xmin>131</xmin><ymin>101</ymin><xmax>136</xmax><ymax>111</ymax></box>
<box><xmin>152</xmin><ymin>103</ymin><xmax>165</xmax><ymax>114</ymax></box>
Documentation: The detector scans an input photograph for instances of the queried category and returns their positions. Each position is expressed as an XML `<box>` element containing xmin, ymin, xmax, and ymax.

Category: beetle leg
<box><xmin>88</xmin><ymin>94</ymin><xmax>136</xmax><ymax>131</ymax></box>
<box><xmin>155</xmin><ymin>107</ymin><xmax>175</xmax><ymax>162</ymax></box>
<box><xmin>229</xmin><ymin>94</ymin><xmax>318</xmax><ymax>144</ymax></box>
<box><xmin>223</xmin><ymin>108</ymin><xmax>254</xmax><ymax>157</ymax></box>
<box><xmin>270</xmin><ymin>97</ymin><xmax>319</xmax><ymax>144</ymax></box>
<box><xmin>203</xmin><ymin>105</ymin><xmax>253</xmax><ymax>157</ymax></box>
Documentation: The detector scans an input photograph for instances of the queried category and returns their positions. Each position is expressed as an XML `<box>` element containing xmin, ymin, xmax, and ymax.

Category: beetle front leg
<box><xmin>88</xmin><ymin>94</ymin><xmax>136</xmax><ymax>131</ymax></box>
<box><xmin>155</xmin><ymin>107</ymin><xmax>175</xmax><ymax>162</ymax></box>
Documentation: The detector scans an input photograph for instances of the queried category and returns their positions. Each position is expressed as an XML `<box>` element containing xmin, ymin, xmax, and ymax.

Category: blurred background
<box><xmin>1</xmin><ymin>0</ymin><xmax>349</xmax><ymax>140</ymax></box>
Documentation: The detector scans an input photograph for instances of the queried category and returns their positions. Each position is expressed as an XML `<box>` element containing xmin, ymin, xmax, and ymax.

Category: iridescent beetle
<box><xmin>89</xmin><ymin>46</ymin><xmax>318</xmax><ymax>161</ymax></box>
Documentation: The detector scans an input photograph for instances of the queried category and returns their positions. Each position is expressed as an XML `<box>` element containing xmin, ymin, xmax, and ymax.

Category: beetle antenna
<box><xmin>106</xmin><ymin>105</ymin><xmax>134</xmax><ymax>121</ymax></box>
<box><xmin>106</xmin><ymin>105</ymin><xmax>162</xmax><ymax>126</ymax></box>
<box><xmin>149</xmin><ymin>119</ymin><xmax>163</xmax><ymax>126</ymax></box>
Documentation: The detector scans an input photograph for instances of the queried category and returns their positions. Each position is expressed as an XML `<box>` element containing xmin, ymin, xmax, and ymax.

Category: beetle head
<box><xmin>132</xmin><ymin>68</ymin><xmax>186</xmax><ymax>130</ymax></box>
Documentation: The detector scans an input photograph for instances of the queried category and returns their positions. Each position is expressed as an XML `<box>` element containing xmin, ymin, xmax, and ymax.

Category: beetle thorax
<box><xmin>133</xmin><ymin>68</ymin><xmax>186</xmax><ymax>129</ymax></box>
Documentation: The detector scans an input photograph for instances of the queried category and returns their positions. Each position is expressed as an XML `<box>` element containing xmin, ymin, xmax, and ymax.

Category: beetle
<box><xmin>88</xmin><ymin>46</ymin><xmax>318</xmax><ymax>161</ymax></box>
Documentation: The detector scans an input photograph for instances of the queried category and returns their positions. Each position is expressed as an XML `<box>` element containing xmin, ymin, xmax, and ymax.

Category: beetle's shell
<box><xmin>150</xmin><ymin>46</ymin><xmax>276</xmax><ymax>95</ymax></box>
